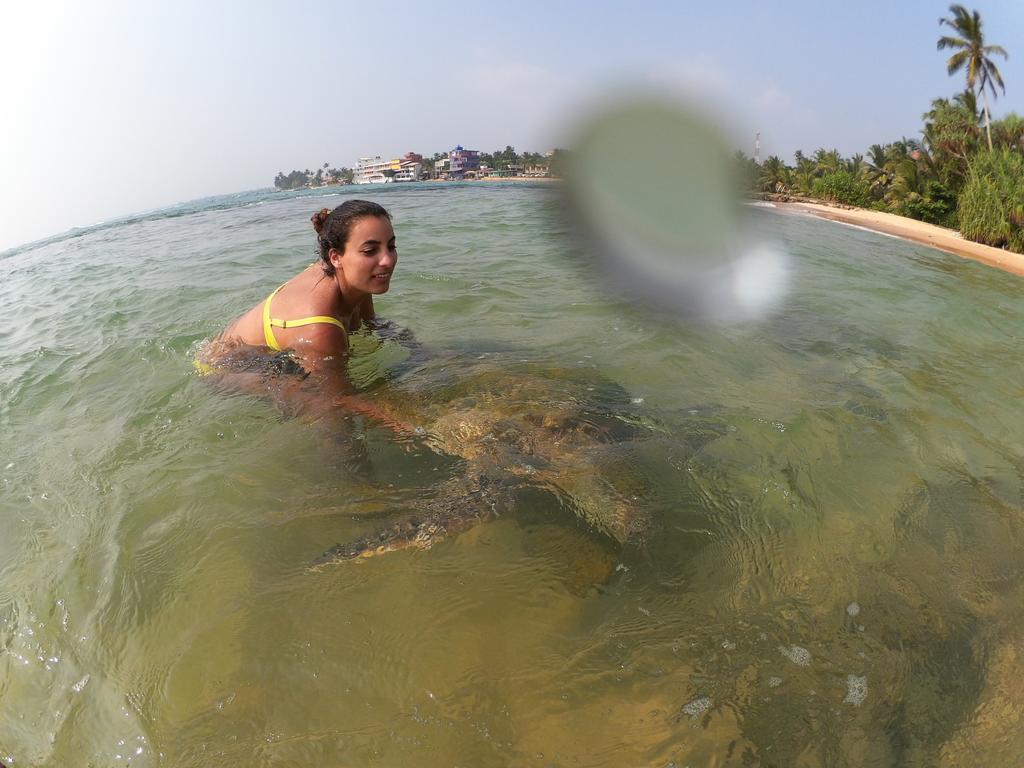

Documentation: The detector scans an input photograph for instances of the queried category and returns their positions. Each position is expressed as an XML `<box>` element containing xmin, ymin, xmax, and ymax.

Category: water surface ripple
<box><xmin>1</xmin><ymin>184</ymin><xmax>1022</xmax><ymax>767</ymax></box>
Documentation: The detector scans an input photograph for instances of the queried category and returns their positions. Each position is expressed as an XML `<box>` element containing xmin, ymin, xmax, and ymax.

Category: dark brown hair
<box><xmin>311</xmin><ymin>200</ymin><xmax>392</xmax><ymax>276</ymax></box>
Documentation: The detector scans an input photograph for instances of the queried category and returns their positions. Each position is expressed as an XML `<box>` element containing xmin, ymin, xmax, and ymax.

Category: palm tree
<box><xmin>812</xmin><ymin>147</ymin><xmax>842</xmax><ymax>176</ymax></box>
<box><xmin>952</xmin><ymin>89</ymin><xmax>979</xmax><ymax>122</ymax></box>
<box><xmin>791</xmin><ymin>151</ymin><xmax>817</xmax><ymax>196</ymax></box>
<box><xmin>758</xmin><ymin>156</ymin><xmax>789</xmax><ymax>194</ymax></box>
<box><xmin>862</xmin><ymin>145</ymin><xmax>890</xmax><ymax>200</ymax></box>
<box><xmin>938</xmin><ymin>4</ymin><xmax>1009</xmax><ymax>150</ymax></box>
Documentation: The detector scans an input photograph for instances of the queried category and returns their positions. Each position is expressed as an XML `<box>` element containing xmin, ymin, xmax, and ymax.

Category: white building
<box><xmin>354</xmin><ymin>156</ymin><xmax>397</xmax><ymax>184</ymax></box>
<box><xmin>354</xmin><ymin>155</ymin><xmax>422</xmax><ymax>184</ymax></box>
<box><xmin>393</xmin><ymin>160</ymin><xmax>421</xmax><ymax>182</ymax></box>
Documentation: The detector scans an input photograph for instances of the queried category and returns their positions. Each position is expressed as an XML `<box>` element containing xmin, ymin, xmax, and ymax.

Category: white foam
<box><xmin>779</xmin><ymin>644</ymin><xmax>811</xmax><ymax>666</ymax></box>
<box><xmin>681</xmin><ymin>696</ymin><xmax>712</xmax><ymax>717</ymax></box>
<box><xmin>844</xmin><ymin>675</ymin><xmax>868</xmax><ymax>706</ymax></box>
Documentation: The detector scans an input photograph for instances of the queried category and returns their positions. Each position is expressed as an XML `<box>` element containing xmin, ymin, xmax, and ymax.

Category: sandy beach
<box><xmin>773</xmin><ymin>201</ymin><xmax>1024</xmax><ymax>278</ymax></box>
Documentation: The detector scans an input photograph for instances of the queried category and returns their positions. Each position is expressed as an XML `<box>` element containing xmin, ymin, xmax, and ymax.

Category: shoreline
<box><xmin>769</xmin><ymin>200</ymin><xmax>1024</xmax><ymax>278</ymax></box>
<box><xmin>415</xmin><ymin>176</ymin><xmax>560</xmax><ymax>184</ymax></box>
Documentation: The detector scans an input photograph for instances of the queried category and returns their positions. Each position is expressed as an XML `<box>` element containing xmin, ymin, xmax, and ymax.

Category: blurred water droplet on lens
<box><xmin>562</xmin><ymin>94</ymin><xmax>789</xmax><ymax>322</ymax></box>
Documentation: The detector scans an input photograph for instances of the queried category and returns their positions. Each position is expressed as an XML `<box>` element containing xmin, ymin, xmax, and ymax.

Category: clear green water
<box><xmin>1</xmin><ymin>184</ymin><xmax>1022</xmax><ymax>767</ymax></box>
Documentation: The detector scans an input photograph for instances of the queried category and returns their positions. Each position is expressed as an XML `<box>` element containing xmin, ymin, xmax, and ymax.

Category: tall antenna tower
<box><xmin>754</xmin><ymin>132</ymin><xmax>761</xmax><ymax>164</ymax></box>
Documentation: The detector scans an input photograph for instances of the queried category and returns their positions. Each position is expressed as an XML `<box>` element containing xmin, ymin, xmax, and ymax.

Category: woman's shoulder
<box><xmin>284</xmin><ymin>265</ymin><xmax>334</xmax><ymax>305</ymax></box>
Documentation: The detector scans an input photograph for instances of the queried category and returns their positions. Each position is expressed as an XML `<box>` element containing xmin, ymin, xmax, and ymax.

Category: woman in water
<box><xmin>213</xmin><ymin>199</ymin><xmax>397</xmax><ymax>367</ymax></box>
<box><xmin>200</xmin><ymin>199</ymin><xmax>412</xmax><ymax>429</ymax></box>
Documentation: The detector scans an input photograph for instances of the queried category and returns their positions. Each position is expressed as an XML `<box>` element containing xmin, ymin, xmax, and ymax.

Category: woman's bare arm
<box><xmin>290</xmin><ymin>325</ymin><xmax>417</xmax><ymax>436</ymax></box>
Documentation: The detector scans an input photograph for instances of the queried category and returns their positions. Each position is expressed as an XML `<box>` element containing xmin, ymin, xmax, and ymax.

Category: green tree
<box><xmin>922</xmin><ymin>97</ymin><xmax>980</xmax><ymax>192</ymax></box>
<box><xmin>989</xmin><ymin>113</ymin><xmax>1024</xmax><ymax>151</ymax></box>
<box><xmin>758</xmin><ymin>156</ymin><xmax>789</xmax><ymax>193</ymax></box>
<box><xmin>938</xmin><ymin>4</ymin><xmax>1009</xmax><ymax>150</ymax></box>
<box><xmin>861</xmin><ymin>144</ymin><xmax>891</xmax><ymax>199</ymax></box>
<box><xmin>885</xmin><ymin>158</ymin><xmax>927</xmax><ymax>210</ymax></box>
<box><xmin>791</xmin><ymin>151</ymin><xmax>817</xmax><ymax>196</ymax></box>
<box><xmin>812</xmin><ymin>148</ymin><xmax>842</xmax><ymax>176</ymax></box>
<box><xmin>273</xmin><ymin>170</ymin><xmax>311</xmax><ymax>190</ymax></box>
<box><xmin>952</xmin><ymin>88</ymin><xmax>979</xmax><ymax>121</ymax></box>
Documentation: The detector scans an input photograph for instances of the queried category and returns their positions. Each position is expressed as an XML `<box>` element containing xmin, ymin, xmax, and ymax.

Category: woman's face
<box><xmin>330</xmin><ymin>216</ymin><xmax>397</xmax><ymax>295</ymax></box>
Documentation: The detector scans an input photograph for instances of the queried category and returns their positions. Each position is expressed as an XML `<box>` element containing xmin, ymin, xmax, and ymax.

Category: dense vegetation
<box><xmin>273</xmin><ymin>163</ymin><xmax>353</xmax><ymax>190</ymax></box>
<box><xmin>274</xmin><ymin>148</ymin><xmax>567</xmax><ymax>191</ymax></box>
<box><xmin>744</xmin><ymin>4</ymin><xmax>1021</xmax><ymax>254</ymax></box>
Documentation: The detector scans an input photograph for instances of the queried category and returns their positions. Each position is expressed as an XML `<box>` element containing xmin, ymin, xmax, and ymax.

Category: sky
<box><xmin>2</xmin><ymin>0</ymin><xmax>1023</xmax><ymax>252</ymax></box>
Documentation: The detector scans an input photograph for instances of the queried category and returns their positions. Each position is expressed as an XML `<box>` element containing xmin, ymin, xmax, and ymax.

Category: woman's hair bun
<box><xmin>311</xmin><ymin>207</ymin><xmax>331</xmax><ymax>234</ymax></box>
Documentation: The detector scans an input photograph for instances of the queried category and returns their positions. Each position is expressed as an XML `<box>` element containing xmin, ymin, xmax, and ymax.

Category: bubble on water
<box><xmin>844</xmin><ymin>675</ymin><xmax>868</xmax><ymax>706</ymax></box>
<box><xmin>721</xmin><ymin>640</ymin><xmax>736</xmax><ymax>651</ymax></box>
<box><xmin>631</xmin><ymin>397</ymin><xmax>644</xmax><ymax>405</ymax></box>
<box><xmin>5</xmin><ymin>462</ymin><xmax>13</xmax><ymax>469</ymax></box>
<box><xmin>779</xmin><ymin>645</ymin><xmax>811</xmax><ymax>666</ymax></box>
<box><xmin>681</xmin><ymin>696</ymin><xmax>712</xmax><ymax>718</ymax></box>
<box><xmin>846</xmin><ymin>602</ymin><xmax>861</xmax><ymax>617</ymax></box>
<box><xmin>71</xmin><ymin>674</ymin><xmax>90</xmax><ymax>693</ymax></box>
<box><xmin>768</xmin><ymin>676</ymin><xmax>783</xmax><ymax>688</ymax></box>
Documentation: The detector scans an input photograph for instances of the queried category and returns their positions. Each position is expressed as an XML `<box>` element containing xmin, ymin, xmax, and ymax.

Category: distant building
<box><xmin>393</xmin><ymin>159</ymin><xmax>422</xmax><ymax>182</ymax></box>
<box><xmin>448</xmin><ymin>146</ymin><xmax>480</xmax><ymax>179</ymax></box>
<box><xmin>354</xmin><ymin>153</ymin><xmax>423</xmax><ymax>183</ymax></box>
<box><xmin>354</xmin><ymin>156</ymin><xmax>395</xmax><ymax>184</ymax></box>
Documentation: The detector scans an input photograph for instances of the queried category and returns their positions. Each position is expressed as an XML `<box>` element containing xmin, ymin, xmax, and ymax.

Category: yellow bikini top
<box><xmin>262</xmin><ymin>284</ymin><xmax>345</xmax><ymax>352</ymax></box>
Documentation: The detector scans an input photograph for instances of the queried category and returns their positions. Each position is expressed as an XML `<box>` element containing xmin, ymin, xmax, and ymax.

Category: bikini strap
<box><xmin>263</xmin><ymin>283</ymin><xmax>346</xmax><ymax>351</ymax></box>
<box><xmin>262</xmin><ymin>284</ymin><xmax>286</xmax><ymax>351</ymax></box>
<box><xmin>269</xmin><ymin>316</ymin><xmax>346</xmax><ymax>330</ymax></box>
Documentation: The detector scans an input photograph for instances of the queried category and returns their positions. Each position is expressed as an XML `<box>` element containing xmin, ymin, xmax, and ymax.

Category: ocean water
<box><xmin>1</xmin><ymin>183</ymin><xmax>1022</xmax><ymax>767</ymax></box>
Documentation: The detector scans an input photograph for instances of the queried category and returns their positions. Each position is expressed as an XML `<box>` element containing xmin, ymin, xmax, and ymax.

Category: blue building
<box><xmin>448</xmin><ymin>145</ymin><xmax>480</xmax><ymax>179</ymax></box>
